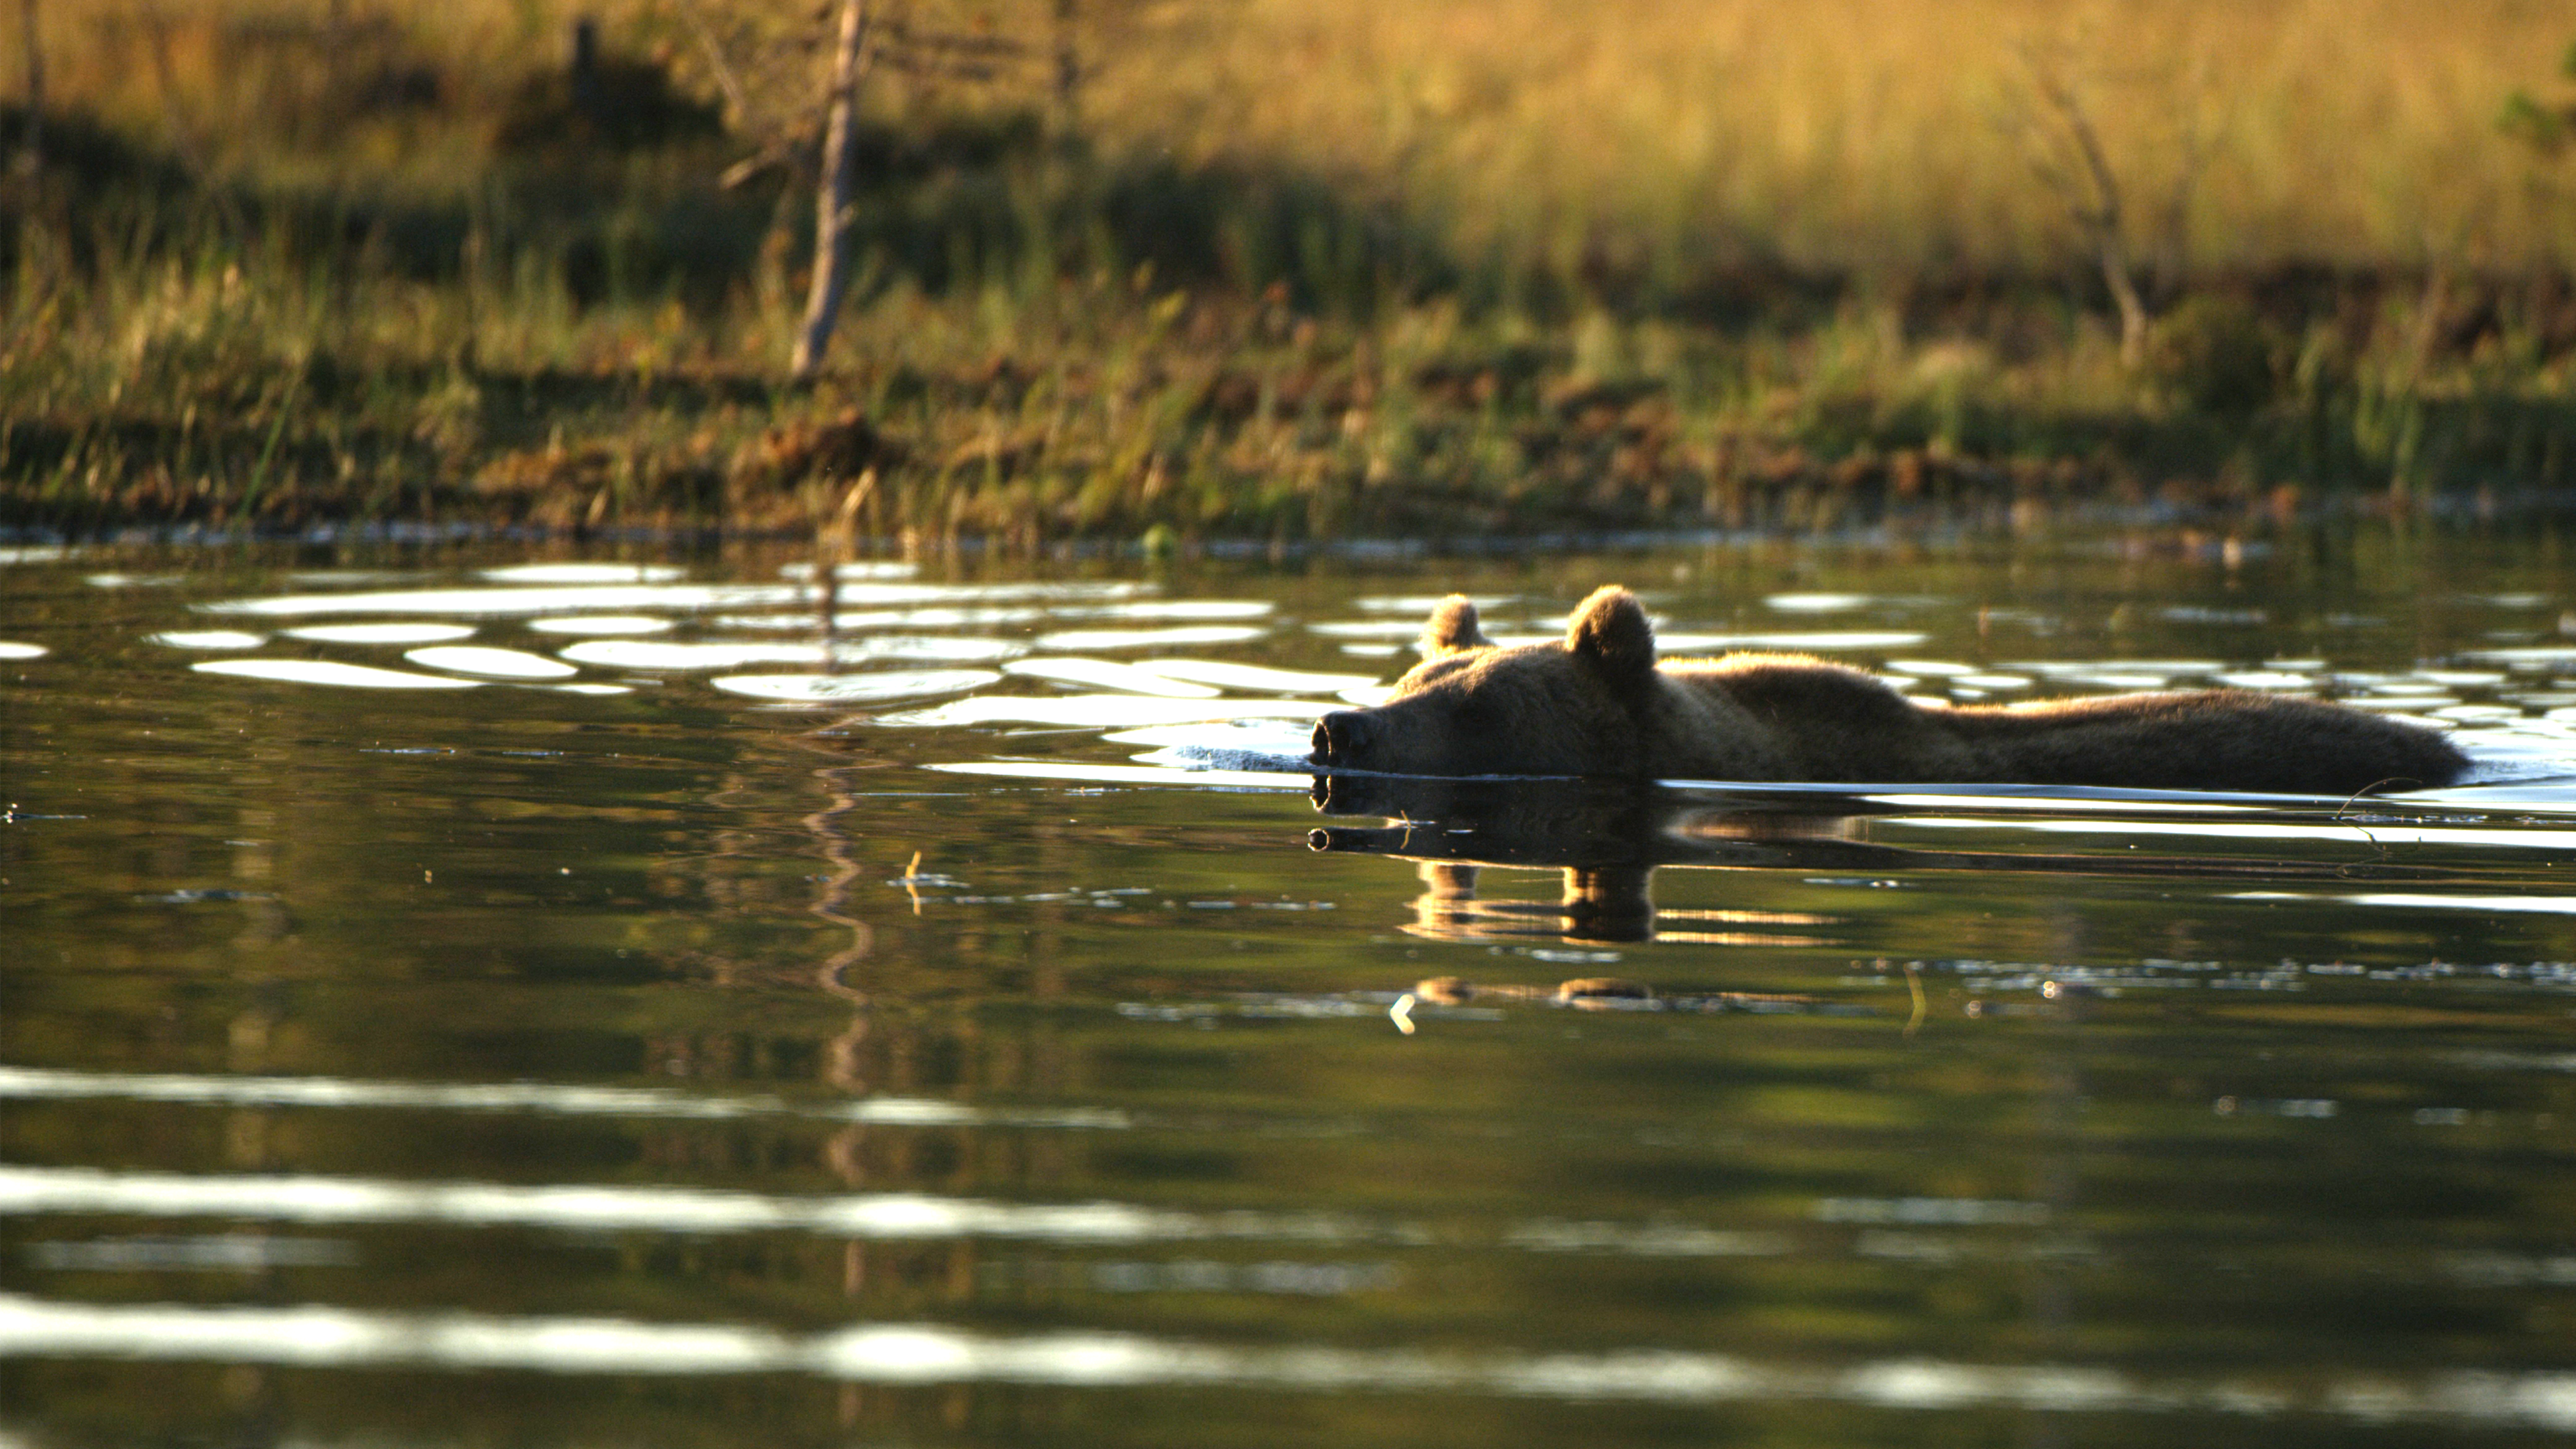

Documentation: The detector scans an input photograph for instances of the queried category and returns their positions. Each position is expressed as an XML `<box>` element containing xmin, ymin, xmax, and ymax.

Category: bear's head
<box><xmin>1308</xmin><ymin>585</ymin><xmax>1661</xmax><ymax>777</ymax></box>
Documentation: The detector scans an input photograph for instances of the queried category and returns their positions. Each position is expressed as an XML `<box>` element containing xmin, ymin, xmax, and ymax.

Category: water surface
<box><xmin>7</xmin><ymin>531</ymin><xmax>2576</xmax><ymax>1447</ymax></box>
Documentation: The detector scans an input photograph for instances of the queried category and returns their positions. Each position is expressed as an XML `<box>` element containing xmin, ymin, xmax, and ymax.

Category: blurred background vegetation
<box><xmin>5</xmin><ymin>0</ymin><xmax>2575</xmax><ymax>540</ymax></box>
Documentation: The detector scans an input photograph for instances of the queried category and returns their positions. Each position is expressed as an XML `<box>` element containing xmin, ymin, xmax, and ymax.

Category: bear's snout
<box><xmin>1312</xmin><ymin>710</ymin><xmax>1375</xmax><ymax>765</ymax></box>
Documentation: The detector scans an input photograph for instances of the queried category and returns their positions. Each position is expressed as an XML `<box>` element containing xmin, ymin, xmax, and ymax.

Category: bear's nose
<box><xmin>1312</xmin><ymin>710</ymin><xmax>1372</xmax><ymax>764</ymax></box>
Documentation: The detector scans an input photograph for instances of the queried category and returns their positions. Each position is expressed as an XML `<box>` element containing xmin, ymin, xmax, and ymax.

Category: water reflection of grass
<box><xmin>8</xmin><ymin>2</ymin><xmax>2576</xmax><ymax>536</ymax></box>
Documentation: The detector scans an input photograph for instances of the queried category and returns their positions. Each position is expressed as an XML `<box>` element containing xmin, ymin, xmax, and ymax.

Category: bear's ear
<box><xmin>1565</xmin><ymin>585</ymin><xmax>1656</xmax><ymax>688</ymax></box>
<box><xmin>1419</xmin><ymin>595</ymin><xmax>1492</xmax><ymax>657</ymax></box>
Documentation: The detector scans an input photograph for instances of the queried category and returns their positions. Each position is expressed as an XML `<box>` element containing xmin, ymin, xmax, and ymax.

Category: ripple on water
<box><xmin>880</xmin><ymin>694</ymin><xmax>1330</xmax><ymax>729</ymax></box>
<box><xmin>1890</xmin><ymin>813</ymin><xmax>2576</xmax><ymax>850</ymax></box>
<box><xmin>1034</xmin><ymin>625</ymin><xmax>1271</xmax><ymax>651</ymax></box>
<box><xmin>1104</xmin><ymin>718</ymin><xmax>1320</xmax><ymax>754</ymax></box>
<box><xmin>210</xmin><ymin>583</ymin><xmax>806</xmax><ymax>618</ymax></box>
<box><xmin>843</xmin><ymin>636</ymin><xmax>1028</xmax><ymax>663</ymax></box>
<box><xmin>525</xmin><ymin>615</ymin><xmax>676</xmax><ymax>636</ymax></box>
<box><xmin>284</xmin><ymin>570</ymin><xmax>413</xmax><ymax>587</ymax></box>
<box><xmin>2019</xmin><ymin>659</ymin><xmax>2224</xmax><ymax>677</ymax></box>
<box><xmin>732</xmin><ymin>602</ymin><xmax>1228</xmax><ymax>634</ymax></box>
<box><xmin>708</xmin><ymin>669</ymin><xmax>1003</xmax><ymax>704</ymax></box>
<box><xmin>1132</xmin><ymin>659</ymin><xmax>1383</xmax><ymax>694</ymax></box>
<box><xmin>2048</xmin><ymin>671</ymin><xmax>2188</xmax><ymax>691</ymax></box>
<box><xmin>1042</xmin><ymin>600</ymin><xmax>1275</xmax><ymax>621</ymax></box>
<box><xmin>477</xmin><ymin>564</ymin><xmax>687</xmax><ymax>584</ymax></box>
<box><xmin>817</xmin><ymin>606</ymin><xmax>1049</xmax><ymax>631</ymax></box>
<box><xmin>1002</xmin><ymin>658</ymin><xmax>1223</xmax><ymax>698</ymax></box>
<box><xmin>777</xmin><ymin>561</ymin><xmax>924</xmax><ymax>581</ymax></box>
<box><xmin>2465</xmin><ymin>646</ymin><xmax>2576</xmax><ymax>668</ymax></box>
<box><xmin>1765</xmin><ymin>592</ymin><xmax>1874</xmax><ymax>612</ymax></box>
<box><xmin>283</xmin><ymin>623</ymin><xmax>478</xmax><ymax>645</ymax></box>
<box><xmin>148</xmin><ymin>631</ymin><xmax>267</xmax><ymax>650</ymax></box>
<box><xmin>842</xmin><ymin>636</ymin><xmax>1030</xmax><ymax>663</ymax></box>
<box><xmin>0</xmin><ymin>1065</ymin><xmax>1104</xmax><ymax>1128</ymax></box>
<box><xmin>1114</xmin><ymin>715</ymin><xmax>1318</xmax><ymax>772</ymax></box>
<box><xmin>405</xmin><ymin>646</ymin><xmax>582</xmax><ymax>680</ymax></box>
<box><xmin>7</xmin><ymin>1287</ymin><xmax>2576</xmax><ymax>1428</ymax></box>
<box><xmin>192</xmin><ymin>659</ymin><xmax>481</xmax><ymax>690</ymax></box>
<box><xmin>832</xmin><ymin>582</ymin><xmax>1148</xmax><ymax>606</ymax></box>
<box><xmin>930</xmin><ymin>760</ymin><xmax>1305</xmax><ymax>787</ymax></box>
<box><xmin>559</xmin><ymin>637</ymin><xmax>1022</xmax><ymax>671</ymax></box>
<box><xmin>2229</xmin><ymin>891</ymin><xmax>2576</xmax><ymax>915</ymax></box>
<box><xmin>559</xmin><ymin>640</ymin><xmax>808</xmax><ymax>671</ymax></box>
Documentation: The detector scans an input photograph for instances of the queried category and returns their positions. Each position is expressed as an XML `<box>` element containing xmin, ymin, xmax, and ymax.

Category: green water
<box><xmin>6</xmin><ymin>527</ymin><xmax>2576</xmax><ymax>1448</ymax></box>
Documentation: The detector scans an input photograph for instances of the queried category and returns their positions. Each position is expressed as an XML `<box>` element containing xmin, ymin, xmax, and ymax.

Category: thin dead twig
<box><xmin>2017</xmin><ymin>45</ymin><xmax>2149</xmax><ymax>366</ymax></box>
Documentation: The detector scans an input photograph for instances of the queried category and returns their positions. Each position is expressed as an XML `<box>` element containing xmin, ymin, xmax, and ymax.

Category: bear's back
<box><xmin>1658</xmin><ymin>653</ymin><xmax>1980</xmax><ymax>782</ymax></box>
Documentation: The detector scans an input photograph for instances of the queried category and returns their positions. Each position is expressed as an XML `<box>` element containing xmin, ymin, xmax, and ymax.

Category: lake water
<box><xmin>7</xmin><ymin>525</ymin><xmax>2576</xmax><ymax>1448</ymax></box>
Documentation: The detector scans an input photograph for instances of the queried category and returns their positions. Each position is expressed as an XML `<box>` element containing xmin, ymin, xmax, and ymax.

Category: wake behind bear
<box><xmin>1308</xmin><ymin>586</ymin><xmax>2469</xmax><ymax>794</ymax></box>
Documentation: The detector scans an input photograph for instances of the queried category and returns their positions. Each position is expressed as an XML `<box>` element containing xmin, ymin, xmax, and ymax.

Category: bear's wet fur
<box><xmin>1309</xmin><ymin>586</ymin><xmax>2471</xmax><ymax>794</ymax></box>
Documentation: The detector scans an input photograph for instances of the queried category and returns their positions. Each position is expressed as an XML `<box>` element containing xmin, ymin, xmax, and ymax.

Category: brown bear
<box><xmin>1307</xmin><ymin>585</ymin><xmax>2471</xmax><ymax>794</ymax></box>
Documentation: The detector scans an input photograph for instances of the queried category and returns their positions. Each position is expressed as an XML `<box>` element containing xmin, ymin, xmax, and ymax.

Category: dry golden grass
<box><xmin>24</xmin><ymin>0</ymin><xmax>2575</xmax><ymax>279</ymax></box>
<box><xmin>1091</xmin><ymin>0</ymin><xmax>2575</xmax><ymax>275</ymax></box>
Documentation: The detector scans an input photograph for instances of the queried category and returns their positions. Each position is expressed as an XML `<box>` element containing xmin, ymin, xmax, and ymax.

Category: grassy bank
<box><xmin>5</xmin><ymin>0</ymin><xmax>2575</xmax><ymax>539</ymax></box>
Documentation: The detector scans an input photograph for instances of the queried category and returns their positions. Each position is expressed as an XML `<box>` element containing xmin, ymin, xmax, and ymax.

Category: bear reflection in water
<box><xmin>1307</xmin><ymin>768</ymin><xmax>2451</xmax><ymax>1008</ymax></box>
<box><xmin>1309</xmin><ymin>771</ymin><xmax>1878</xmax><ymax>1010</ymax></box>
<box><xmin>1309</xmin><ymin>771</ymin><xmax>1861</xmax><ymax>949</ymax></box>
<box><xmin>1311</xmin><ymin>586</ymin><xmax>2468</xmax><ymax>794</ymax></box>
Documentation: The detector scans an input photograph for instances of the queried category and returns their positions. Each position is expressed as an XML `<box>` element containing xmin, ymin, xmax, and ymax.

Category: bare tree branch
<box><xmin>1052</xmin><ymin>0</ymin><xmax>1079</xmax><ymax>140</ymax></box>
<box><xmin>16</xmin><ymin>0</ymin><xmax>40</xmax><ymax>175</ymax></box>
<box><xmin>669</xmin><ymin>0</ymin><xmax>752</xmax><ymax>128</ymax></box>
<box><xmin>791</xmin><ymin>0</ymin><xmax>873</xmax><ymax>381</ymax></box>
<box><xmin>2015</xmin><ymin>42</ymin><xmax>2149</xmax><ymax>366</ymax></box>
